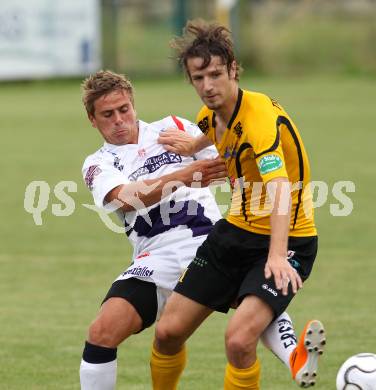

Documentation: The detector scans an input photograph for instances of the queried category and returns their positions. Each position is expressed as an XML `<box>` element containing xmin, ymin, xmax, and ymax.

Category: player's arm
<box><xmin>249</xmin><ymin>95</ymin><xmax>303</xmax><ymax>294</ymax></box>
<box><xmin>158</xmin><ymin>129</ymin><xmax>212</xmax><ymax>156</ymax></box>
<box><xmin>264</xmin><ymin>177</ymin><xmax>303</xmax><ymax>295</ymax></box>
<box><xmin>105</xmin><ymin>157</ymin><xmax>226</xmax><ymax>212</ymax></box>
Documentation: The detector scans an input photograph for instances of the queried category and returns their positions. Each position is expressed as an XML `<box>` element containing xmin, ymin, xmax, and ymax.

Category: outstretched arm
<box><xmin>105</xmin><ymin>157</ymin><xmax>226</xmax><ymax>212</ymax></box>
<box><xmin>264</xmin><ymin>177</ymin><xmax>303</xmax><ymax>295</ymax></box>
<box><xmin>158</xmin><ymin>129</ymin><xmax>212</xmax><ymax>156</ymax></box>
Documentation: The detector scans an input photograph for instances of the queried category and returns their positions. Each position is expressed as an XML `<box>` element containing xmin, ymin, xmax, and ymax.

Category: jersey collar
<box><xmin>212</xmin><ymin>88</ymin><xmax>243</xmax><ymax>130</ymax></box>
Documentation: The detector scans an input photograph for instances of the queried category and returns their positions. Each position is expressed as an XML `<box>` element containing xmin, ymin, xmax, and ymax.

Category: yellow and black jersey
<box><xmin>197</xmin><ymin>88</ymin><xmax>316</xmax><ymax>237</ymax></box>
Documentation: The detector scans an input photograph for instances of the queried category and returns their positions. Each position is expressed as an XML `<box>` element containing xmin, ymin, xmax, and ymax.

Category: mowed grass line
<box><xmin>0</xmin><ymin>75</ymin><xmax>375</xmax><ymax>389</ymax></box>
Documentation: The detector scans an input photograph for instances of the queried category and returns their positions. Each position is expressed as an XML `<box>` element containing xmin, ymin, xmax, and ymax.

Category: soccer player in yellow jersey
<box><xmin>151</xmin><ymin>20</ymin><xmax>326</xmax><ymax>389</ymax></box>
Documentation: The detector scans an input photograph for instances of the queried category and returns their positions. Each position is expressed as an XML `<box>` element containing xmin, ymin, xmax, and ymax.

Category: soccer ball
<box><xmin>336</xmin><ymin>353</ymin><xmax>376</xmax><ymax>389</ymax></box>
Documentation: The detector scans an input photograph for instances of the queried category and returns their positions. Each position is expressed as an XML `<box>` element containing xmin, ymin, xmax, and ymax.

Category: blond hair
<box><xmin>81</xmin><ymin>70</ymin><xmax>134</xmax><ymax>116</ymax></box>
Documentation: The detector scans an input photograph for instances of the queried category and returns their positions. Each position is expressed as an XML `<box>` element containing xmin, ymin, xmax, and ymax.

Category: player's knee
<box><xmin>226</xmin><ymin>334</ymin><xmax>252</xmax><ymax>357</ymax></box>
<box><xmin>225</xmin><ymin>326</ymin><xmax>258</xmax><ymax>357</ymax></box>
<box><xmin>88</xmin><ymin>319</ymin><xmax>119</xmax><ymax>348</ymax></box>
<box><xmin>154</xmin><ymin>321</ymin><xmax>176</xmax><ymax>343</ymax></box>
<box><xmin>155</xmin><ymin>318</ymin><xmax>186</xmax><ymax>347</ymax></box>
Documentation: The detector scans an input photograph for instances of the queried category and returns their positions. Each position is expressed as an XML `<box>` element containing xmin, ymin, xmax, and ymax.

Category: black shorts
<box><xmin>174</xmin><ymin>219</ymin><xmax>318</xmax><ymax>319</ymax></box>
<box><xmin>102</xmin><ymin>278</ymin><xmax>158</xmax><ymax>331</ymax></box>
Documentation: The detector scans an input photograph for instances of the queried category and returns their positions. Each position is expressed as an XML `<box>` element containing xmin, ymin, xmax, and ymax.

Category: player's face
<box><xmin>89</xmin><ymin>90</ymin><xmax>138</xmax><ymax>145</ymax></box>
<box><xmin>187</xmin><ymin>55</ymin><xmax>237</xmax><ymax>110</ymax></box>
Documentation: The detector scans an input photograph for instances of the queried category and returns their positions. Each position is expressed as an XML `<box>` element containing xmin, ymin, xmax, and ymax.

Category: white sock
<box><xmin>261</xmin><ymin>311</ymin><xmax>297</xmax><ymax>369</ymax></box>
<box><xmin>80</xmin><ymin>359</ymin><xmax>117</xmax><ymax>390</ymax></box>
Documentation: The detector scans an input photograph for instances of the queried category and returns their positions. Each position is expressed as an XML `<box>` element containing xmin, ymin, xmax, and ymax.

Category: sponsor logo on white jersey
<box><xmin>122</xmin><ymin>266</ymin><xmax>154</xmax><ymax>277</ymax></box>
<box><xmin>128</xmin><ymin>151</ymin><xmax>182</xmax><ymax>181</ymax></box>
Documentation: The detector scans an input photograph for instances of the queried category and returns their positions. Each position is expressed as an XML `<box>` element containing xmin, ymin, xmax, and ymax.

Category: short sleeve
<box><xmin>255</xmin><ymin>148</ymin><xmax>288</xmax><ymax>183</ymax></box>
<box><xmin>246</xmin><ymin>95</ymin><xmax>288</xmax><ymax>182</ymax></box>
<box><xmin>82</xmin><ymin>155</ymin><xmax>129</xmax><ymax>208</ymax></box>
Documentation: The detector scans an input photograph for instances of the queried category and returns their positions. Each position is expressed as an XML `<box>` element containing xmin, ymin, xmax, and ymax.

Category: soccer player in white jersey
<box><xmin>79</xmin><ymin>70</ymin><xmax>307</xmax><ymax>390</ymax></box>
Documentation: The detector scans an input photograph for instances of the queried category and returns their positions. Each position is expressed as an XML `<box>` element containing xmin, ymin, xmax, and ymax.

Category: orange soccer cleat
<box><xmin>289</xmin><ymin>320</ymin><xmax>326</xmax><ymax>387</ymax></box>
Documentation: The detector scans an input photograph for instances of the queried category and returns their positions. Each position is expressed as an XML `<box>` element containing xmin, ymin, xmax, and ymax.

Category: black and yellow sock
<box><xmin>150</xmin><ymin>345</ymin><xmax>187</xmax><ymax>390</ymax></box>
<box><xmin>224</xmin><ymin>358</ymin><xmax>261</xmax><ymax>390</ymax></box>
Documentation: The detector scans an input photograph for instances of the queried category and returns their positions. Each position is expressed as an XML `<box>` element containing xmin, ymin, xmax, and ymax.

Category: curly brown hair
<box><xmin>171</xmin><ymin>19</ymin><xmax>241</xmax><ymax>81</ymax></box>
<box><xmin>81</xmin><ymin>70</ymin><xmax>134</xmax><ymax>116</ymax></box>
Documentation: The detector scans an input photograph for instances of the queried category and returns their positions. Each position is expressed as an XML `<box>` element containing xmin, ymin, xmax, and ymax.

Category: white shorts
<box><xmin>114</xmin><ymin>231</ymin><xmax>207</xmax><ymax>319</ymax></box>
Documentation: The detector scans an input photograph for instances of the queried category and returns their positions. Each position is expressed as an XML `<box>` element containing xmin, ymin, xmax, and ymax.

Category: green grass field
<box><xmin>1</xmin><ymin>74</ymin><xmax>375</xmax><ymax>389</ymax></box>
